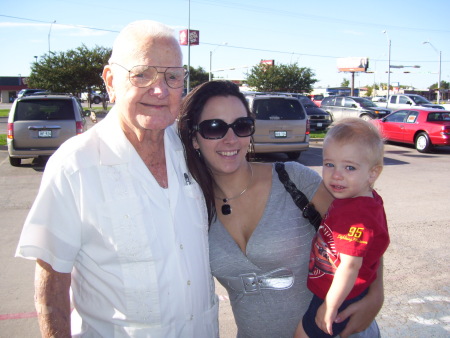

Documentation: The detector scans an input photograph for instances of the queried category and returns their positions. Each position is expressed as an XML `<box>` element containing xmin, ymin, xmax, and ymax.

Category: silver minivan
<box><xmin>7</xmin><ymin>93</ymin><xmax>87</xmax><ymax>166</ymax></box>
<box><xmin>246</xmin><ymin>94</ymin><xmax>310</xmax><ymax>160</ymax></box>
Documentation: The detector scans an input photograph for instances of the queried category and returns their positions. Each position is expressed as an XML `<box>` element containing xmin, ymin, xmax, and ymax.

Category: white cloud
<box><xmin>0</xmin><ymin>21</ymin><xmax>108</xmax><ymax>37</ymax></box>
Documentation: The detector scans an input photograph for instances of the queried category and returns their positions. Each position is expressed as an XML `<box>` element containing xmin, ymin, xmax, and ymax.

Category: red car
<box><xmin>371</xmin><ymin>108</ymin><xmax>450</xmax><ymax>153</ymax></box>
<box><xmin>307</xmin><ymin>94</ymin><xmax>324</xmax><ymax>107</ymax></box>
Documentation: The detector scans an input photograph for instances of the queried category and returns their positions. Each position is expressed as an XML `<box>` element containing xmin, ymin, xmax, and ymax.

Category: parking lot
<box><xmin>0</xmin><ymin>114</ymin><xmax>449</xmax><ymax>337</ymax></box>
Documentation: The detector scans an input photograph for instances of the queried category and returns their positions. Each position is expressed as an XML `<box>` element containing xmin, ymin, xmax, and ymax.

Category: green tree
<box><xmin>246</xmin><ymin>63</ymin><xmax>317</xmax><ymax>93</ymax></box>
<box><xmin>28</xmin><ymin>44</ymin><xmax>111</xmax><ymax>108</ymax></box>
<box><xmin>429</xmin><ymin>80</ymin><xmax>449</xmax><ymax>90</ymax></box>
<box><xmin>341</xmin><ymin>78</ymin><xmax>350</xmax><ymax>87</ymax></box>
<box><xmin>186</xmin><ymin>65</ymin><xmax>210</xmax><ymax>90</ymax></box>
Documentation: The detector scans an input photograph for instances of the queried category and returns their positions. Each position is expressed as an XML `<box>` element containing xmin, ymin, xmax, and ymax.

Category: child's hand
<box><xmin>316</xmin><ymin>302</ymin><xmax>337</xmax><ymax>336</ymax></box>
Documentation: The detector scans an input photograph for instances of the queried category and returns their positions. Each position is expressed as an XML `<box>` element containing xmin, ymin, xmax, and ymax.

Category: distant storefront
<box><xmin>0</xmin><ymin>76</ymin><xmax>28</xmax><ymax>103</ymax></box>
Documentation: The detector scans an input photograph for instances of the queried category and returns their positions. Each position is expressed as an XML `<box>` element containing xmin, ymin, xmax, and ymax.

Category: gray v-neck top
<box><xmin>209</xmin><ymin>162</ymin><xmax>321</xmax><ymax>337</ymax></box>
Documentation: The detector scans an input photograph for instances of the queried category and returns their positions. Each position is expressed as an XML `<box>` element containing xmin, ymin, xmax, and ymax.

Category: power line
<box><xmin>0</xmin><ymin>14</ymin><xmax>119</xmax><ymax>33</ymax></box>
<box><xmin>193</xmin><ymin>0</ymin><xmax>450</xmax><ymax>34</ymax></box>
<box><xmin>2</xmin><ymin>14</ymin><xmax>446</xmax><ymax>65</ymax></box>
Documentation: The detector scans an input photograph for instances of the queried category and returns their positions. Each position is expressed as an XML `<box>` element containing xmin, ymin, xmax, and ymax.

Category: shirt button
<box><xmin>180</xmin><ymin>244</ymin><xmax>183</xmax><ymax>250</ymax></box>
<box><xmin>187</xmin><ymin>280</ymin><xmax>191</xmax><ymax>286</ymax></box>
<box><xmin>190</xmin><ymin>314</ymin><xmax>194</xmax><ymax>320</ymax></box>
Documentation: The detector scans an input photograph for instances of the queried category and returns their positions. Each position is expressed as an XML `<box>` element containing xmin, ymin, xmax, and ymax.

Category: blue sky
<box><xmin>1</xmin><ymin>0</ymin><xmax>449</xmax><ymax>91</ymax></box>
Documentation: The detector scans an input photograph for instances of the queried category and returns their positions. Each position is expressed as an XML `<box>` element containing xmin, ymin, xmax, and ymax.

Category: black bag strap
<box><xmin>275</xmin><ymin>162</ymin><xmax>322</xmax><ymax>231</ymax></box>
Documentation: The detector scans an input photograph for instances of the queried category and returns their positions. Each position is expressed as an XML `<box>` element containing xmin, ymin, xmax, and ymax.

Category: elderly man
<box><xmin>16</xmin><ymin>20</ymin><xmax>218</xmax><ymax>337</ymax></box>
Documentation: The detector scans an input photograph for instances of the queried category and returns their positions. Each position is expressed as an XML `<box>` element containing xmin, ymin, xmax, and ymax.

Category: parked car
<box><xmin>81</xmin><ymin>91</ymin><xmax>108</xmax><ymax>104</ymax></box>
<box><xmin>321</xmin><ymin>96</ymin><xmax>391</xmax><ymax>122</ymax></box>
<box><xmin>297</xmin><ymin>95</ymin><xmax>332</xmax><ymax>130</ymax></box>
<box><xmin>17</xmin><ymin>88</ymin><xmax>46</xmax><ymax>98</ymax></box>
<box><xmin>245</xmin><ymin>94</ymin><xmax>310</xmax><ymax>159</ymax></box>
<box><xmin>376</xmin><ymin>94</ymin><xmax>444</xmax><ymax>110</ymax></box>
<box><xmin>307</xmin><ymin>94</ymin><xmax>325</xmax><ymax>107</ymax></box>
<box><xmin>371</xmin><ymin>108</ymin><xmax>450</xmax><ymax>153</ymax></box>
<box><xmin>7</xmin><ymin>93</ymin><xmax>88</xmax><ymax>166</ymax></box>
<box><xmin>371</xmin><ymin>96</ymin><xmax>386</xmax><ymax>103</ymax></box>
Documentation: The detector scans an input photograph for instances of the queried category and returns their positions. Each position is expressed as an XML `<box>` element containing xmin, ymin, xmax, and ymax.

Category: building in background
<box><xmin>0</xmin><ymin>76</ymin><xmax>28</xmax><ymax>103</ymax></box>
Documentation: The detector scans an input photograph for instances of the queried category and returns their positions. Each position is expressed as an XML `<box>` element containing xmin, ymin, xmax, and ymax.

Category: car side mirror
<box><xmin>351</xmin><ymin>104</ymin><xmax>357</xmax><ymax>108</ymax></box>
<box><xmin>407</xmin><ymin>101</ymin><xmax>412</xmax><ymax>105</ymax></box>
<box><xmin>84</xmin><ymin>110</ymin><xmax>91</xmax><ymax>117</ymax></box>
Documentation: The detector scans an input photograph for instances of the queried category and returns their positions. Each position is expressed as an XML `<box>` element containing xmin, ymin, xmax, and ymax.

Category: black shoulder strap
<box><xmin>275</xmin><ymin>162</ymin><xmax>322</xmax><ymax>231</ymax></box>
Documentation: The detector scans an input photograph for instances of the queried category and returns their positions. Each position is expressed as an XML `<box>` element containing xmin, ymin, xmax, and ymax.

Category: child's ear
<box><xmin>369</xmin><ymin>165</ymin><xmax>383</xmax><ymax>185</ymax></box>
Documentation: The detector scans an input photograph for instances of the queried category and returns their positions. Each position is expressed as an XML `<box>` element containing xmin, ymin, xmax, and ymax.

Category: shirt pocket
<box><xmin>96</xmin><ymin>196</ymin><xmax>154</xmax><ymax>262</ymax></box>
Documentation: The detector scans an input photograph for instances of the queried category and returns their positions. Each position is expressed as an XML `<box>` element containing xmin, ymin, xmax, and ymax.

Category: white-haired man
<box><xmin>16</xmin><ymin>20</ymin><xmax>218</xmax><ymax>337</ymax></box>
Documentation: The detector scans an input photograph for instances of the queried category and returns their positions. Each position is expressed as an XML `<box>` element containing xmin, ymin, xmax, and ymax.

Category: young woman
<box><xmin>178</xmin><ymin>80</ymin><xmax>384</xmax><ymax>337</ymax></box>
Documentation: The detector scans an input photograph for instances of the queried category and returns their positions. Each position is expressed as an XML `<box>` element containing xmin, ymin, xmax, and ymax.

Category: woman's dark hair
<box><xmin>178</xmin><ymin>80</ymin><xmax>254</xmax><ymax>226</ymax></box>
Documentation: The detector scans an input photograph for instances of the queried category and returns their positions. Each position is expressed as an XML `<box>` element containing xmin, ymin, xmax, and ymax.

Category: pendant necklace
<box><xmin>215</xmin><ymin>164</ymin><xmax>254</xmax><ymax>216</ymax></box>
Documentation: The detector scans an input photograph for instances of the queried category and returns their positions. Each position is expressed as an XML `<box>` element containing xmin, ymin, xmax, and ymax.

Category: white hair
<box><xmin>109</xmin><ymin>20</ymin><xmax>180</xmax><ymax>65</ymax></box>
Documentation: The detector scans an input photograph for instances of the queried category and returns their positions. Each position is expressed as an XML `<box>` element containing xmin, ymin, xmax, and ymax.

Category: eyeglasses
<box><xmin>194</xmin><ymin>117</ymin><xmax>255</xmax><ymax>140</ymax></box>
<box><xmin>112</xmin><ymin>63</ymin><xmax>189</xmax><ymax>89</ymax></box>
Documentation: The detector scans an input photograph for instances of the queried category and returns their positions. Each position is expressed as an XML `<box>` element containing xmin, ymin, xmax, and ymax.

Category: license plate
<box><xmin>317</xmin><ymin>123</ymin><xmax>323</xmax><ymax>127</ymax></box>
<box><xmin>274</xmin><ymin>131</ymin><xmax>287</xmax><ymax>138</ymax></box>
<box><xmin>38</xmin><ymin>130</ymin><xmax>52</xmax><ymax>138</ymax></box>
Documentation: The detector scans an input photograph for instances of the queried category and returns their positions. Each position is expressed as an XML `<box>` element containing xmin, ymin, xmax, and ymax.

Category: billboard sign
<box><xmin>260</xmin><ymin>59</ymin><xmax>275</xmax><ymax>66</ymax></box>
<box><xmin>179</xmin><ymin>29</ymin><xmax>200</xmax><ymax>46</ymax></box>
<box><xmin>337</xmin><ymin>57</ymin><xmax>369</xmax><ymax>72</ymax></box>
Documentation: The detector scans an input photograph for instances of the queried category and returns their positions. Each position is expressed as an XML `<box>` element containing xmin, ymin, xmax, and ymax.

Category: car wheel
<box><xmin>9</xmin><ymin>157</ymin><xmax>21</xmax><ymax>166</ymax></box>
<box><xmin>93</xmin><ymin>97</ymin><xmax>101</xmax><ymax>104</ymax></box>
<box><xmin>415</xmin><ymin>132</ymin><xmax>433</xmax><ymax>153</ymax></box>
<box><xmin>286</xmin><ymin>152</ymin><xmax>301</xmax><ymax>160</ymax></box>
<box><xmin>360</xmin><ymin>114</ymin><xmax>373</xmax><ymax>121</ymax></box>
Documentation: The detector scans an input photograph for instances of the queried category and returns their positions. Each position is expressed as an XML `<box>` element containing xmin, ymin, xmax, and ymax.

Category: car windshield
<box><xmin>15</xmin><ymin>99</ymin><xmax>75</xmax><ymax>121</ymax></box>
<box><xmin>409</xmin><ymin>95</ymin><xmax>430</xmax><ymax>104</ymax></box>
<box><xmin>354</xmin><ymin>98</ymin><xmax>377</xmax><ymax>108</ymax></box>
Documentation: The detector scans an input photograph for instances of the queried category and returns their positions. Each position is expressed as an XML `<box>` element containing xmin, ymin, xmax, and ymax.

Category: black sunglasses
<box><xmin>194</xmin><ymin>117</ymin><xmax>255</xmax><ymax>140</ymax></box>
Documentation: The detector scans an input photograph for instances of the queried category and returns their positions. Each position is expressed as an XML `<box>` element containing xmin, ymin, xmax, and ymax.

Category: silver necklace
<box><xmin>215</xmin><ymin>164</ymin><xmax>254</xmax><ymax>215</ymax></box>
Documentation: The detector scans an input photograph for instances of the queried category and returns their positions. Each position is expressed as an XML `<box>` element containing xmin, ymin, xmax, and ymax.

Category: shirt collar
<box><xmin>96</xmin><ymin>107</ymin><xmax>184</xmax><ymax>166</ymax></box>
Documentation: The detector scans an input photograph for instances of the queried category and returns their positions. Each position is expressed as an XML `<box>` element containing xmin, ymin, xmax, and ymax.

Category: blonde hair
<box><xmin>324</xmin><ymin>118</ymin><xmax>384</xmax><ymax>167</ymax></box>
<box><xmin>109</xmin><ymin>20</ymin><xmax>180</xmax><ymax>65</ymax></box>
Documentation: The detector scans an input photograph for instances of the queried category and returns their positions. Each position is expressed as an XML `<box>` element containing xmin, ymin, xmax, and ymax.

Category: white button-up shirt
<box><xmin>16</xmin><ymin>108</ymin><xmax>219</xmax><ymax>337</ymax></box>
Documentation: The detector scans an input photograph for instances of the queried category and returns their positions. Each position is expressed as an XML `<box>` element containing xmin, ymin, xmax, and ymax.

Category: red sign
<box><xmin>179</xmin><ymin>29</ymin><xmax>200</xmax><ymax>46</ymax></box>
<box><xmin>260</xmin><ymin>59</ymin><xmax>274</xmax><ymax>66</ymax></box>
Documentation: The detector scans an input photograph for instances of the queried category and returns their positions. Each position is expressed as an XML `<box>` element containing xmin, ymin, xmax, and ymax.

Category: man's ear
<box><xmin>369</xmin><ymin>165</ymin><xmax>383</xmax><ymax>185</ymax></box>
<box><xmin>102</xmin><ymin>65</ymin><xmax>116</xmax><ymax>103</ymax></box>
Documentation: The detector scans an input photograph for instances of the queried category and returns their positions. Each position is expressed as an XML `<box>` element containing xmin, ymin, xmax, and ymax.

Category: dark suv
<box><xmin>321</xmin><ymin>96</ymin><xmax>391</xmax><ymax>122</ymax></box>
<box><xmin>297</xmin><ymin>96</ymin><xmax>332</xmax><ymax>131</ymax></box>
<box><xmin>7</xmin><ymin>93</ymin><xmax>87</xmax><ymax>166</ymax></box>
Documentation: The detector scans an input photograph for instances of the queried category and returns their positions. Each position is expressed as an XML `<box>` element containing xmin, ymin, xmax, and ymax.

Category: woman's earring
<box><xmin>196</xmin><ymin>149</ymin><xmax>201</xmax><ymax>158</ymax></box>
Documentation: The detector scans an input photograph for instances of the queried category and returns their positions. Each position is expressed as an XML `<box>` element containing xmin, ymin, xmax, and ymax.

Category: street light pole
<box><xmin>423</xmin><ymin>41</ymin><xmax>442</xmax><ymax>104</ymax></box>
<box><xmin>187</xmin><ymin>0</ymin><xmax>191</xmax><ymax>93</ymax></box>
<box><xmin>209</xmin><ymin>50</ymin><xmax>213</xmax><ymax>81</ymax></box>
<box><xmin>48</xmin><ymin>20</ymin><xmax>56</xmax><ymax>54</ymax></box>
<box><xmin>383</xmin><ymin>30</ymin><xmax>391</xmax><ymax>108</ymax></box>
<box><xmin>209</xmin><ymin>43</ymin><xmax>227</xmax><ymax>81</ymax></box>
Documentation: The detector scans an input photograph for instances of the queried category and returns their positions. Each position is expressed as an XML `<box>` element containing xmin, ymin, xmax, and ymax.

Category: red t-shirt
<box><xmin>307</xmin><ymin>190</ymin><xmax>390</xmax><ymax>300</ymax></box>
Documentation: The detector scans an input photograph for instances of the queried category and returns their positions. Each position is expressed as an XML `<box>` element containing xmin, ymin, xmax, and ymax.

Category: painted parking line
<box><xmin>1</xmin><ymin>297</ymin><xmax>232</xmax><ymax>321</ymax></box>
<box><xmin>0</xmin><ymin>311</ymin><xmax>37</xmax><ymax>320</ymax></box>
